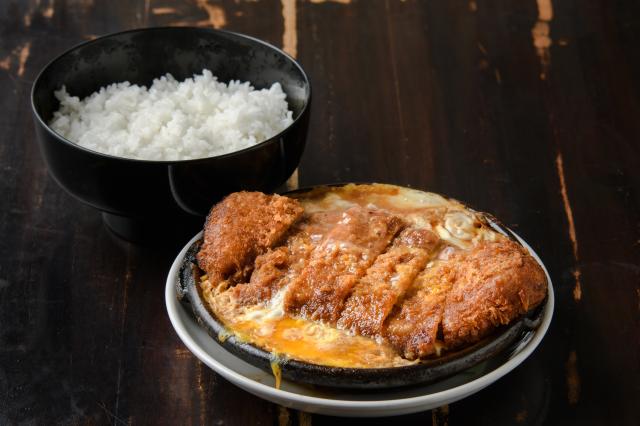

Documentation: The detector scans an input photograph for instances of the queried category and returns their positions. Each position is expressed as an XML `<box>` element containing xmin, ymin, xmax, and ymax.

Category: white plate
<box><xmin>165</xmin><ymin>231</ymin><xmax>554</xmax><ymax>417</ymax></box>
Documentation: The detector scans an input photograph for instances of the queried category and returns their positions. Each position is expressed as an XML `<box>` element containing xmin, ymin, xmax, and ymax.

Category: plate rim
<box><xmin>165</xmin><ymin>229</ymin><xmax>555</xmax><ymax>411</ymax></box>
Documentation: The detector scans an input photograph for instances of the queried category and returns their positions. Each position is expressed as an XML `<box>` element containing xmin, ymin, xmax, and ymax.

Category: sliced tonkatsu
<box><xmin>194</xmin><ymin>184</ymin><xmax>548</xmax><ymax>369</ymax></box>
<box><xmin>231</xmin><ymin>210</ymin><xmax>342</xmax><ymax>306</ymax></box>
<box><xmin>442</xmin><ymin>239</ymin><xmax>548</xmax><ymax>348</ymax></box>
<box><xmin>337</xmin><ymin>228</ymin><xmax>439</xmax><ymax>337</ymax></box>
<box><xmin>197</xmin><ymin>191</ymin><xmax>303</xmax><ymax>286</ymax></box>
<box><xmin>283</xmin><ymin>206</ymin><xmax>404</xmax><ymax>323</ymax></box>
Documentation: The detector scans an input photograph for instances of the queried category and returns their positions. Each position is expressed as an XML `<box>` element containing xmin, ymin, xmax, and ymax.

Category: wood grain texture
<box><xmin>0</xmin><ymin>0</ymin><xmax>638</xmax><ymax>424</ymax></box>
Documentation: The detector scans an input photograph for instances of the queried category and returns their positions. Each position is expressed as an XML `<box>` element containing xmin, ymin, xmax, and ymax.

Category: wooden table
<box><xmin>1</xmin><ymin>0</ymin><xmax>638</xmax><ymax>424</ymax></box>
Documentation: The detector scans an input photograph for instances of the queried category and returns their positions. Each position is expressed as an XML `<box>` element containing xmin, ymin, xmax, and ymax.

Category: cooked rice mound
<box><xmin>49</xmin><ymin>69</ymin><xmax>294</xmax><ymax>161</ymax></box>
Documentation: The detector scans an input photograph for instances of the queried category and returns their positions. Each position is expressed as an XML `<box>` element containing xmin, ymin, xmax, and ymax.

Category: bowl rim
<box><xmin>30</xmin><ymin>26</ymin><xmax>312</xmax><ymax>165</ymax></box>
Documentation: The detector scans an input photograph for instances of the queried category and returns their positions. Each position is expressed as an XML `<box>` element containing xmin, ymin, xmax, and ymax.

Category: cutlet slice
<box><xmin>196</xmin><ymin>192</ymin><xmax>303</xmax><ymax>286</ymax></box>
<box><xmin>231</xmin><ymin>246</ymin><xmax>291</xmax><ymax>306</ymax></box>
<box><xmin>232</xmin><ymin>211</ymin><xmax>342</xmax><ymax>306</ymax></box>
<box><xmin>384</xmin><ymin>261</ymin><xmax>456</xmax><ymax>360</ymax></box>
<box><xmin>442</xmin><ymin>240</ymin><xmax>547</xmax><ymax>349</ymax></box>
<box><xmin>337</xmin><ymin>228</ymin><xmax>439</xmax><ymax>337</ymax></box>
<box><xmin>283</xmin><ymin>206</ymin><xmax>404</xmax><ymax>323</ymax></box>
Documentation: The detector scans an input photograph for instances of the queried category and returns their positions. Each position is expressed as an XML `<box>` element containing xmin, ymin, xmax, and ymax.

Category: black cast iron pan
<box><xmin>175</xmin><ymin>185</ymin><xmax>547</xmax><ymax>389</ymax></box>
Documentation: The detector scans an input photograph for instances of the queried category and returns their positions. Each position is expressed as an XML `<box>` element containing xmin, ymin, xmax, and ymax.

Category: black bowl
<box><xmin>31</xmin><ymin>27</ymin><xmax>311</xmax><ymax>242</ymax></box>
<box><xmin>175</xmin><ymin>185</ymin><xmax>547</xmax><ymax>389</ymax></box>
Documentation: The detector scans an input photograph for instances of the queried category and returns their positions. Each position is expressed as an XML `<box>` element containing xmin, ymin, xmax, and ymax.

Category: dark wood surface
<box><xmin>1</xmin><ymin>0</ymin><xmax>638</xmax><ymax>424</ymax></box>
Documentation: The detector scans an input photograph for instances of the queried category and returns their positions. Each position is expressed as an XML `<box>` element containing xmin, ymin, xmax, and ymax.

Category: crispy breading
<box><xmin>232</xmin><ymin>246</ymin><xmax>291</xmax><ymax>306</ymax></box>
<box><xmin>384</xmin><ymin>261</ymin><xmax>456</xmax><ymax>359</ymax></box>
<box><xmin>196</xmin><ymin>192</ymin><xmax>303</xmax><ymax>285</ymax></box>
<box><xmin>338</xmin><ymin>228</ymin><xmax>438</xmax><ymax>337</ymax></box>
<box><xmin>385</xmin><ymin>239</ymin><xmax>547</xmax><ymax>359</ymax></box>
<box><xmin>442</xmin><ymin>239</ymin><xmax>548</xmax><ymax>348</ymax></box>
<box><xmin>197</xmin><ymin>188</ymin><xmax>549</xmax><ymax>363</ymax></box>
<box><xmin>232</xmin><ymin>211</ymin><xmax>342</xmax><ymax>305</ymax></box>
<box><xmin>283</xmin><ymin>207</ymin><xmax>404</xmax><ymax>323</ymax></box>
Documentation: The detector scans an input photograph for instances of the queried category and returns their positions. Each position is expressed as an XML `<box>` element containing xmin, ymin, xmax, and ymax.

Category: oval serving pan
<box><xmin>175</xmin><ymin>186</ymin><xmax>547</xmax><ymax>389</ymax></box>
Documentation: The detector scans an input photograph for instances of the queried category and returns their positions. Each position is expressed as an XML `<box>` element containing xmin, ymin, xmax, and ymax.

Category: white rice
<box><xmin>49</xmin><ymin>69</ymin><xmax>294</xmax><ymax>161</ymax></box>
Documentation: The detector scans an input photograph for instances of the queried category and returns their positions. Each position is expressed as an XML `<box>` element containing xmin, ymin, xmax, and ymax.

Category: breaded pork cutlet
<box><xmin>384</xmin><ymin>239</ymin><xmax>547</xmax><ymax>359</ymax></box>
<box><xmin>384</xmin><ymin>261</ymin><xmax>456</xmax><ymax>360</ymax></box>
<box><xmin>442</xmin><ymin>239</ymin><xmax>548</xmax><ymax>348</ymax></box>
<box><xmin>194</xmin><ymin>185</ymin><xmax>549</xmax><ymax>369</ymax></box>
<box><xmin>196</xmin><ymin>192</ymin><xmax>303</xmax><ymax>286</ymax></box>
<box><xmin>232</xmin><ymin>210</ymin><xmax>342</xmax><ymax>306</ymax></box>
<box><xmin>338</xmin><ymin>228</ymin><xmax>440</xmax><ymax>337</ymax></box>
<box><xmin>283</xmin><ymin>206</ymin><xmax>404</xmax><ymax>323</ymax></box>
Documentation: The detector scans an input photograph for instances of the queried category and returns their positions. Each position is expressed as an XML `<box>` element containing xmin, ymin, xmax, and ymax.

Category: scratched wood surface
<box><xmin>1</xmin><ymin>0</ymin><xmax>638</xmax><ymax>424</ymax></box>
